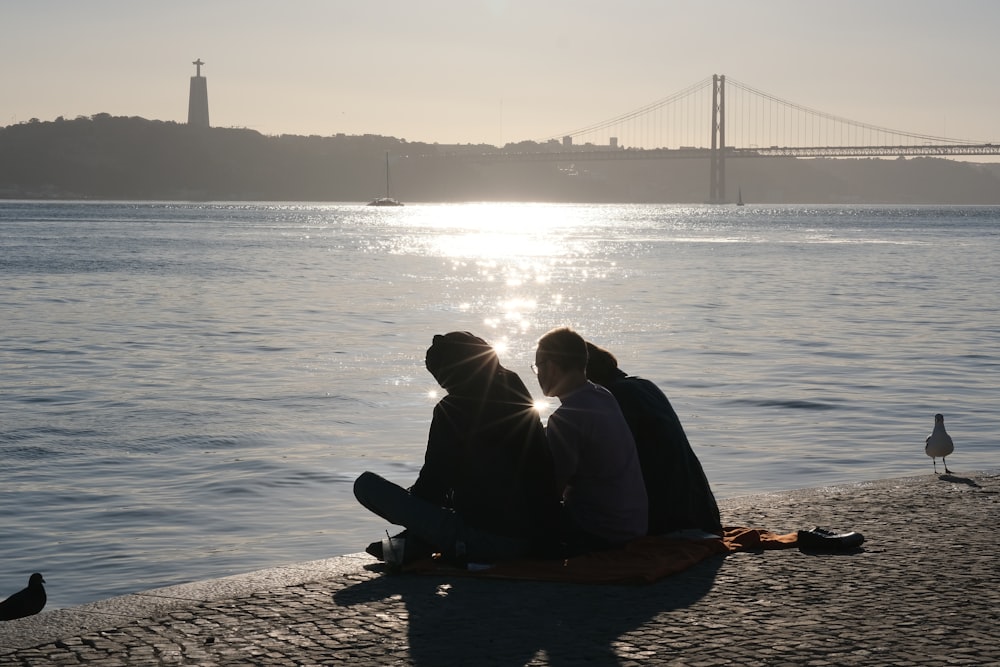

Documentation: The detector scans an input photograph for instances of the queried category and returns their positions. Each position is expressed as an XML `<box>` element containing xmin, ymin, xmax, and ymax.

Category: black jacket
<box><xmin>604</xmin><ymin>372</ymin><xmax>722</xmax><ymax>534</ymax></box>
<box><xmin>412</xmin><ymin>333</ymin><xmax>561</xmax><ymax>549</ymax></box>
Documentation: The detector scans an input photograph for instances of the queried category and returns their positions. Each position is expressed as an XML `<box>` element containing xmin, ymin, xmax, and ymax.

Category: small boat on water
<box><xmin>368</xmin><ymin>152</ymin><xmax>404</xmax><ymax>206</ymax></box>
<box><xmin>368</xmin><ymin>196</ymin><xmax>403</xmax><ymax>207</ymax></box>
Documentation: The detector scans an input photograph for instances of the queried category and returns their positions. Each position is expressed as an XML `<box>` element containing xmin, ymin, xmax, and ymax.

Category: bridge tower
<box><xmin>709</xmin><ymin>74</ymin><xmax>726</xmax><ymax>204</ymax></box>
<box><xmin>187</xmin><ymin>58</ymin><xmax>210</xmax><ymax>128</ymax></box>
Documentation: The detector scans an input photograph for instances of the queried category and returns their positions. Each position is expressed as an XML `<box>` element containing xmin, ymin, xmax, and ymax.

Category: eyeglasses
<box><xmin>530</xmin><ymin>360</ymin><xmax>549</xmax><ymax>374</ymax></box>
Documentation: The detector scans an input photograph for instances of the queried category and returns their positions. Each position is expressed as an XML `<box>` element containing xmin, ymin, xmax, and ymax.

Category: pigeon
<box><xmin>925</xmin><ymin>413</ymin><xmax>954</xmax><ymax>474</ymax></box>
<box><xmin>0</xmin><ymin>573</ymin><xmax>47</xmax><ymax>621</ymax></box>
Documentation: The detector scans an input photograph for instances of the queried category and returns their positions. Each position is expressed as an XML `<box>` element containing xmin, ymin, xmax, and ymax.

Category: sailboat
<box><xmin>736</xmin><ymin>187</ymin><xmax>745</xmax><ymax>206</ymax></box>
<box><xmin>368</xmin><ymin>152</ymin><xmax>404</xmax><ymax>206</ymax></box>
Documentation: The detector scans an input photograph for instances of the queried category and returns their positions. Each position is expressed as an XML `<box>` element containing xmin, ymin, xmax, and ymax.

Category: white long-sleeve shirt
<box><xmin>545</xmin><ymin>381</ymin><xmax>648</xmax><ymax>543</ymax></box>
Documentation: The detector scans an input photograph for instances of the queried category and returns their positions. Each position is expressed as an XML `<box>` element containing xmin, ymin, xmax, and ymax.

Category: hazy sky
<box><xmin>3</xmin><ymin>0</ymin><xmax>999</xmax><ymax>146</ymax></box>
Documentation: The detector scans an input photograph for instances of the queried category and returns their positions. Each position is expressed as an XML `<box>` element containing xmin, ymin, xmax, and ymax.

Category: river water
<box><xmin>2</xmin><ymin>201</ymin><xmax>998</xmax><ymax>609</ymax></box>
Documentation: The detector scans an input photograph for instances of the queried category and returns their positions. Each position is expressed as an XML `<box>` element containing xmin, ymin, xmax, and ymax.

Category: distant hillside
<box><xmin>3</xmin><ymin>115</ymin><xmax>1000</xmax><ymax>204</ymax></box>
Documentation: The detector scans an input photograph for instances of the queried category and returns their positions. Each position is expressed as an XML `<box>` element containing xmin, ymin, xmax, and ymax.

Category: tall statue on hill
<box><xmin>188</xmin><ymin>58</ymin><xmax>210</xmax><ymax>128</ymax></box>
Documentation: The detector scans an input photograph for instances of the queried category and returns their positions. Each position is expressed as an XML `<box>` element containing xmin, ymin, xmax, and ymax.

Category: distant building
<box><xmin>610</xmin><ymin>137</ymin><xmax>618</xmax><ymax>149</ymax></box>
<box><xmin>188</xmin><ymin>59</ymin><xmax>210</xmax><ymax>128</ymax></box>
<box><xmin>563</xmin><ymin>136</ymin><xmax>573</xmax><ymax>147</ymax></box>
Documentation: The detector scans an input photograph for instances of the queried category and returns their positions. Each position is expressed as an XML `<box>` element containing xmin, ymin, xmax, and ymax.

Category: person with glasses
<box><xmin>534</xmin><ymin>327</ymin><xmax>648</xmax><ymax>554</ymax></box>
<box><xmin>354</xmin><ymin>332</ymin><xmax>561</xmax><ymax>566</ymax></box>
<box><xmin>585</xmin><ymin>341</ymin><xmax>722</xmax><ymax>536</ymax></box>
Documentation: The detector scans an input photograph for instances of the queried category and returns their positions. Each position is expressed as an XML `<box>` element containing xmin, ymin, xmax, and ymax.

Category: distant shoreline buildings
<box><xmin>187</xmin><ymin>59</ymin><xmax>210</xmax><ymax>128</ymax></box>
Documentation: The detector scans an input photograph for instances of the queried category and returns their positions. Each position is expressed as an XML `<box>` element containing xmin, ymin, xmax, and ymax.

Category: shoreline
<box><xmin>3</xmin><ymin>470</ymin><xmax>998</xmax><ymax>664</ymax></box>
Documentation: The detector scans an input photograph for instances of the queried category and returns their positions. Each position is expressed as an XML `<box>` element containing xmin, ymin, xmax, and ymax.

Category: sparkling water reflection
<box><xmin>1</xmin><ymin>201</ymin><xmax>998</xmax><ymax>608</ymax></box>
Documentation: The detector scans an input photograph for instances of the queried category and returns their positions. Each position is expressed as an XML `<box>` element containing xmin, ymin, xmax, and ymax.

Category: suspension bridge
<box><xmin>444</xmin><ymin>74</ymin><xmax>999</xmax><ymax>204</ymax></box>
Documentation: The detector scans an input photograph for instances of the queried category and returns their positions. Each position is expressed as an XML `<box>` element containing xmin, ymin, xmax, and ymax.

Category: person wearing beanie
<box><xmin>354</xmin><ymin>332</ymin><xmax>561</xmax><ymax>566</ymax></box>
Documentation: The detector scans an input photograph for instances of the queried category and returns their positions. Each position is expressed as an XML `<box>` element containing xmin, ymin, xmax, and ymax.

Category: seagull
<box><xmin>0</xmin><ymin>573</ymin><xmax>47</xmax><ymax>621</ymax></box>
<box><xmin>925</xmin><ymin>413</ymin><xmax>954</xmax><ymax>474</ymax></box>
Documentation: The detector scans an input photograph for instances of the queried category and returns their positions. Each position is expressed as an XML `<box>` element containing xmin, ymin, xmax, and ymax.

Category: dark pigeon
<box><xmin>0</xmin><ymin>573</ymin><xmax>47</xmax><ymax>621</ymax></box>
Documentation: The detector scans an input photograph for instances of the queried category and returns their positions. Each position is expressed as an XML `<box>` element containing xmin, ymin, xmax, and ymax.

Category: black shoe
<box><xmin>366</xmin><ymin>530</ymin><xmax>410</xmax><ymax>561</ymax></box>
<box><xmin>364</xmin><ymin>536</ymin><xmax>407</xmax><ymax>572</ymax></box>
<box><xmin>365</xmin><ymin>540</ymin><xmax>384</xmax><ymax>560</ymax></box>
<box><xmin>365</xmin><ymin>532</ymin><xmax>434</xmax><ymax>570</ymax></box>
<box><xmin>797</xmin><ymin>527</ymin><xmax>865</xmax><ymax>551</ymax></box>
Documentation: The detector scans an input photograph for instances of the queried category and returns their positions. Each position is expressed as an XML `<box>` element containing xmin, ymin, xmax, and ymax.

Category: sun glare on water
<box><xmin>410</xmin><ymin>204</ymin><xmax>580</xmax><ymax>261</ymax></box>
<box><xmin>398</xmin><ymin>204</ymin><xmax>609</xmax><ymax>396</ymax></box>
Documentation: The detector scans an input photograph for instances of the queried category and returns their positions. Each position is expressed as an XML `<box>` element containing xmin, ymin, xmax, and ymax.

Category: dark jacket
<box><xmin>602</xmin><ymin>370</ymin><xmax>722</xmax><ymax>534</ymax></box>
<box><xmin>410</xmin><ymin>333</ymin><xmax>561</xmax><ymax>548</ymax></box>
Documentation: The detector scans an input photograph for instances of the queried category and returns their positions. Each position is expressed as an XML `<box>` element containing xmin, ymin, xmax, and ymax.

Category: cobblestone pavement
<box><xmin>2</xmin><ymin>472</ymin><xmax>998</xmax><ymax>666</ymax></box>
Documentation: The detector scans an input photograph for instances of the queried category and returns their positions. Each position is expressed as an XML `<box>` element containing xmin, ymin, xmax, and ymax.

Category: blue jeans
<box><xmin>353</xmin><ymin>471</ymin><xmax>531</xmax><ymax>563</ymax></box>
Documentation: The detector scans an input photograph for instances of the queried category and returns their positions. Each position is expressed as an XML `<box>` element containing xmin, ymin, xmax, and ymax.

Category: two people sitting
<box><xmin>354</xmin><ymin>327</ymin><xmax>721</xmax><ymax>566</ymax></box>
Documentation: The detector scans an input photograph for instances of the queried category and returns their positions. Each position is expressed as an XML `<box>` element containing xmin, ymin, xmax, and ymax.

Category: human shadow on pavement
<box><xmin>333</xmin><ymin>556</ymin><xmax>723</xmax><ymax>666</ymax></box>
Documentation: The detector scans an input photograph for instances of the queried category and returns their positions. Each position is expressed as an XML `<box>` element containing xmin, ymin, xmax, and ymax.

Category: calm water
<box><xmin>2</xmin><ymin>201</ymin><xmax>998</xmax><ymax>609</ymax></box>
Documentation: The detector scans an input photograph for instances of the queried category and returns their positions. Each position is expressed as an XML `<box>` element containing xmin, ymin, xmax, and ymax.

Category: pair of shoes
<box><xmin>796</xmin><ymin>526</ymin><xmax>865</xmax><ymax>551</ymax></box>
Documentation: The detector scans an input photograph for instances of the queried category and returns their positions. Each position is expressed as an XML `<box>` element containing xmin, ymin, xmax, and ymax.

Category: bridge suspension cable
<box><xmin>541</xmin><ymin>74</ymin><xmax>990</xmax><ymax>151</ymax></box>
<box><xmin>724</xmin><ymin>76</ymin><xmax>986</xmax><ymax>149</ymax></box>
<box><xmin>538</xmin><ymin>76</ymin><xmax>714</xmax><ymax>147</ymax></box>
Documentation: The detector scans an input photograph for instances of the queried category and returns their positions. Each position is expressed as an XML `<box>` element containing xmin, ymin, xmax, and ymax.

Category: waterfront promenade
<box><xmin>2</xmin><ymin>471</ymin><xmax>998</xmax><ymax>666</ymax></box>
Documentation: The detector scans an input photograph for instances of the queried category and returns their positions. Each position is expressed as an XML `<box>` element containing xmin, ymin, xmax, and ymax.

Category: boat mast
<box><xmin>384</xmin><ymin>152</ymin><xmax>390</xmax><ymax>198</ymax></box>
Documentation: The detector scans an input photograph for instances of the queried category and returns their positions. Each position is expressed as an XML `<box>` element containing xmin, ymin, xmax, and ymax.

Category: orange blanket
<box><xmin>403</xmin><ymin>527</ymin><xmax>799</xmax><ymax>585</ymax></box>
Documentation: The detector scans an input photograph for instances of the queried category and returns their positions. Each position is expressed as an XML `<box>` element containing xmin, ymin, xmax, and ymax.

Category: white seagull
<box><xmin>925</xmin><ymin>413</ymin><xmax>954</xmax><ymax>474</ymax></box>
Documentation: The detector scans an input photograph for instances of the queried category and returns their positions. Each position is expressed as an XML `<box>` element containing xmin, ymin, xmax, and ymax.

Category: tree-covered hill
<box><xmin>3</xmin><ymin>115</ymin><xmax>1000</xmax><ymax>204</ymax></box>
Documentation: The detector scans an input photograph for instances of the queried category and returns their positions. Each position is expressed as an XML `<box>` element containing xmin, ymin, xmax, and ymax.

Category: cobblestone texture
<box><xmin>2</xmin><ymin>472</ymin><xmax>998</xmax><ymax>666</ymax></box>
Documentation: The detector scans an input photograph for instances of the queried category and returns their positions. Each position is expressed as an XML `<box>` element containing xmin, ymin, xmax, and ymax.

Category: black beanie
<box><xmin>425</xmin><ymin>332</ymin><xmax>499</xmax><ymax>393</ymax></box>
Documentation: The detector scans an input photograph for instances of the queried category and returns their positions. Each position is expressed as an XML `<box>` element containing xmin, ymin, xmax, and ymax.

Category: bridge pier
<box><xmin>709</xmin><ymin>74</ymin><xmax>726</xmax><ymax>204</ymax></box>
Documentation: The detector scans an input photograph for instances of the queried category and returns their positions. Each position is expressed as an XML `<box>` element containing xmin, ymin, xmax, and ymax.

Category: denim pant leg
<box><xmin>354</xmin><ymin>471</ymin><xmax>530</xmax><ymax>562</ymax></box>
<box><xmin>353</xmin><ymin>471</ymin><xmax>461</xmax><ymax>555</ymax></box>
